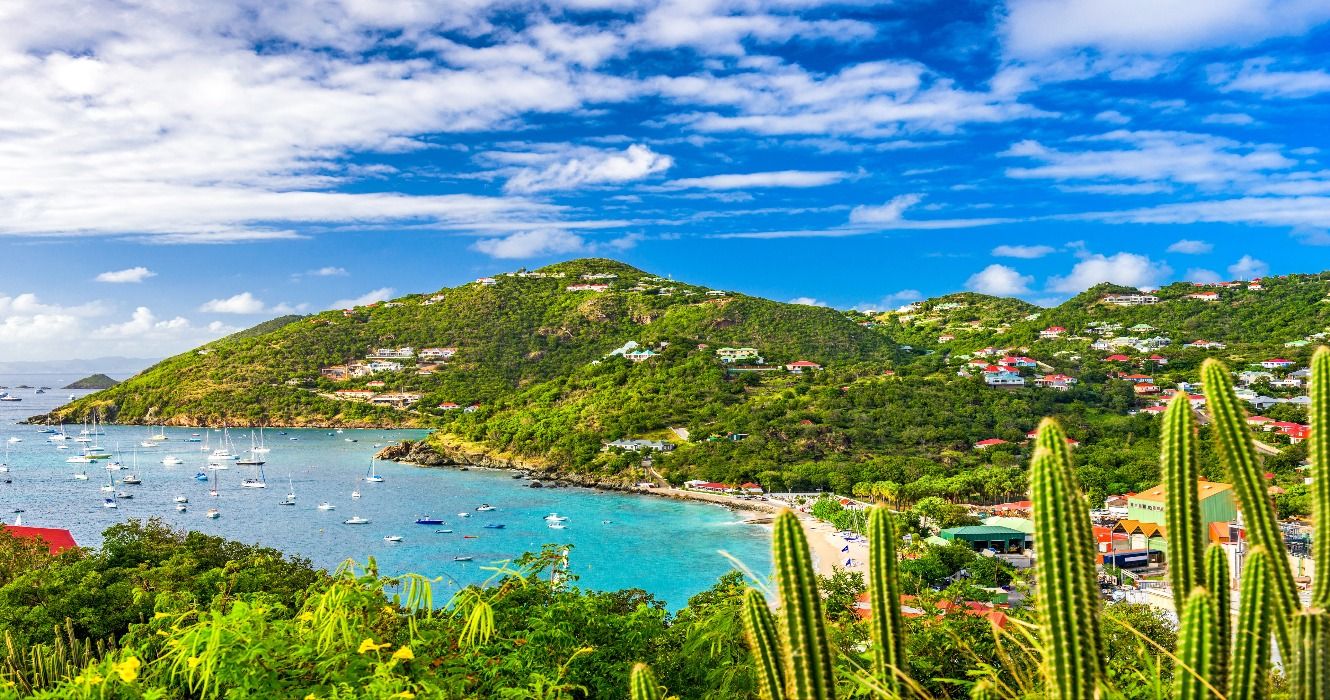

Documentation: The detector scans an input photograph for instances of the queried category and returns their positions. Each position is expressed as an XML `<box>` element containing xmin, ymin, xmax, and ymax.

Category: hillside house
<box><xmin>476</xmin><ymin>277</ymin><xmax>497</xmax><ymax>286</ymax></box>
<box><xmin>1186</xmin><ymin>340</ymin><xmax>1227</xmax><ymax>350</ymax></box>
<box><xmin>717</xmin><ymin>347</ymin><xmax>763</xmax><ymax>364</ymax></box>
<box><xmin>1034</xmin><ymin>374</ymin><xmax>1076</xmax><ymax>390</ymax></box>
<box><xmin>366</xmin><ymin>380</ymin><xmax>385</xmax><ymax>388</ymax></box>
<box><xmin>1039</xmin><ymin>326</ymin><xmax>1066</xmax><ymax>339</ymax></box>
<box><xmin>938</xmin><ymin>334</ymin><xmax>955</xmax><ymax>342</ymax></box>
<box><xmin>581</xmin><ymin>273</ymin><xmax>619</xmax><ymax>280</ymax></box>
<box><xmin>1187</xmin><ymin>292</ymin><xmax>1220</xmax><ymax>302</ymax></box>
<box><xmin>1261</xmin><ymin>358</ymin><xmax>1295</xmax><ymax>369</ymax></box>
<box><xmin>566</xmin><ymin>283</ymin><xmax>610</xmax><ymax>292</ymax></box>
<box><xmin>1140</xmin><ymin>405</ymin><xmax>1168</xmax><ymax>415</ymax></box>
<box><xmin>368</xmin><ymin>347</ymin><xmax>414</xmax><ymax>359</ymax></box>
<box><xmin>1246</xmin><ymin>415</ymin><xmax>1272</xmax><ymax>427</ymax></box>
<box><xmin>370</xmin><ymin>392</ymin><xmax>422</xmax><ymax>407</ymax></box>
<box><xmin>1000</xmin><ymin>356</ymin><xmax>1037</xmax><ymax>367</ymax></box>
<box><xmin>785</xmin><ymin>360</ymin><xmax>822</xmax><ymax>373</ymax></box>
<box><xmin>1130</xmin><ymin>324</ymin><xmax>1155</xmax><ymax>332</ymax></box>
<box><xmin>321</xmin><ymin>365</ymin><xmax>350</xmax><ymax>381</ymax></box>
<box><xmin>334</xmin><ymin>389</ymin><xmax>375</xmax><ymax>400</ymax></box>
<box><xmin>418</xmin><ymin>347</ymin><xmax>457</xmax><ymax>360</ymax></box>
<box><xmin>1133</xmin><ymin>383</ymin><xmax>1160</xmax><ymax>395</ymax></box>
<box><xmin>364</xmin><ymin>360</ymin><xmax>403</xmax><ymax>373</ymax></box>
<box><xmin>1105</xmin><ymin>354</ymin><xmax>1131</xmax><ymax>362</ymax></box>
<box><xmin>624</xmin><ymin>349</ymin><xmax>659</xmax><ymax>362</ymax></box>
<box><xmin>1120</xmin><ymin>374</ymin><xmax>1154</xmax><ymax>384</ymax></box>
<box><xmin>0</xmin><ymin>526</ymin><xmax>77</xmax><ymax>554</ymax></box>
<box><xmin>437</xmin><ymin>402</ymin><xmax>460</xmax><ymax>410</ymax></box>
<box><xmin>684</xmin><ymin>480</ymin><xmax>733</xmax><ymax>493</ymax></box>
<box><xmin>1148</xmin><ymin>354</ymin><xmax>1169</xmax><ymax>365</ymax></box>
<box><xmin>605</xmin><ymin>439</ymin><xmax>675</xmax><ymax>452</ymax></box>
<box><xmin>974</xmin><ymin>438</ymin><xmax>1009</xmax><ymax>450</ymax></box>
<box><xmin>705</xmin><ymin>290</ymin><xmax>728</xmax><ymax>297</ymax></box>
<box><xmin>1103</xmin><ymin>293</ymin><xmax>1160</xmax><ymax>306</ymax></box>
<box><xmin>1128</xmin><ymin>479</ymin><xmax>1235</xmax><ymax>530</ymax></box>
<box><xmin>984</xmin><ymin>371</ymin><xmax>1025</xmax><ymax>388</ymax></box>
<box><xmin>740</xmin><ymin>482</ymin><xmax>764</xmax><ymax>494</ymax></box>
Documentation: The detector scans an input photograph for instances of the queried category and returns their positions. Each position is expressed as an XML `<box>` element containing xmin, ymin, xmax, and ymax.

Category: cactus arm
<box><xmin>1311</xmin><ymin>348</ymin><xmax>1330</xmax><ymax>609</ymax></box>
<box><xmin>1174</xmin><ymin>587</ymin><xmax>1221</xmax><ymax>700</ymax></box>
<box><xmin>1163</xmin><ymin>391</ymin><xmax>1205</xmax><ymax>602</ymax></box>
<box><xmin>773</xmin><ymin>510</ymin><xmax>836</xmax><ymax>700</ymax></box>
<box><xmin>867</xmin><ymin>506</ymin><xmax>907</xmax><ymax>691</ymax></box>
<box><xmin>1204</xmin><ymin>544</ymin><xmax>1230</xmax><ymax>694</ymax></box>
<box><xmin>1200</xmin><ymin>359</ymin><xmax>1298</xmax><ymax>655</ymax></box>
<box><xmin>1292</xmin><ymin>608</ymin><xmax>1330</xmax><ymax>700</ymax></box>
<box><xmin>742</xmin><ymin>588</ymin><xmax>787</xmax><ymax>700</ymax></box>
<box><xmin>1031</xmin><ymin>419</ymin><xmax>1102</xmax><ymax>700</ymax></box>
<box><xmin>1230</xmin><ymin>547</ymin><xmax>1272</xmax><ymax>700</ymax></box>
<box><xmin>629</xmin><ymin>663</ymin><xmax>664</xmax><ymax>700</ymax></box>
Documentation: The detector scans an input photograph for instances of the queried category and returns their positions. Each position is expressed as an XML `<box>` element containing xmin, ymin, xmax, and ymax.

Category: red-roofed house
<box><xmin>2</xmin><ymin>525</ymin><xmax>77</xmax><ymax>554</ymax></box>
<box><xmin>1105</xmin><ymin>354</ymin><xmax>1131</xmax><ymax>362</ymax></box>
<box><xmin>1040</xmin><ymin>326</ymin><xmax>1066</xmax><ymax>339</ymax></box>
<box><xmin>1148</xmin><ymin>354</ymin><xmax>1169</xmax><ymax>365</ymax></box>
<box><xmin>1121</xmin><ymin>374</ymin><xmax>1154</xmax><ymax>383</ymax></box>
<box><xmin>1285</xmin><ymin>425</ymin><xmax>1311</xmax><ymax>443</ymax></box>
<box><xmin>1133</xmin><ymin>383</ymin><xmax>1160</xmax><ymax>395</ymax></box>
<box><xmin>1187</xmin><ymin>291</ymin><xmax>1220</xmax><ymax>302</ymax></box>
<box><xmin>1247</xmin><ymin>415</ymin><xmax>1272</xmax><ymax>427</ymax></box>
<box><xmin>436</xmin><ymin>402</ymin><xmax>461</xmax><ymax>410</ymax></box>
<box><xmin>1000</xmin><ymin>356</ymin><xmax>1037</xmax><ymax>367</ymax></box>
<box><xmin>1188</xmin><ymin>394</ymin><xmax>1207</xmax><ymax>408</ymax></box>
<box><xmin>1141</xmin><ymin>405</ymin><xmax>1168</xmax><ymax>415</ymax></box>
<box><xmin>785</xmin><ymin>360</ymin><xmax>823</xmax><ymax>373</ymax></box>
<box><xmin>974</xmin><ymin>438</ymin><xmax>1009</xmax><ymax>449</ymax></box>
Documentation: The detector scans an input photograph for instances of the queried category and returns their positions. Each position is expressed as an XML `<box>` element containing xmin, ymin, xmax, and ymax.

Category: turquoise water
<box><xmin>0</xmin><ymin>375</ymin><xmax>771</xmax><ymax>608</ymax></box>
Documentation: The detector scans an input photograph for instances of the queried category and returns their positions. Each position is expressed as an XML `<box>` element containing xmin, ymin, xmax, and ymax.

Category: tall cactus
<box><xmin>629</xmin><ymin>663</ymin><xmax>664</xmax><ymax>700</ymax></box>
<box><xmin>867</xmin><ymin>506</ymin><xmax>906</xmax><ymax>692</ymax></box>
<box><xmin>1030</xmin><ymin>418</ymin><xmax>1102</xmax><ymax>700</ymax></box>
<box><xmin>1200</xmin><ymin>359</ymin><xmax>1298</xmax><ymax>654</ymax></box>
<box><xmin>1203</xmin><ymin>544</ymin><xmax>1230</xmax><ymax>694</ymax></box>
<box><xmin>1163</xmin><ymin>391</ymin><xmax>1205</xmax><ymax>602</ymax></box>
<box><xmin>1292</xmin><ymin>609</ymin><xmax>1330</xmax><ymax>700</ymax></box>
<box><xmin>742</xmin><ymin>588</ymin><xmax>786</xmax><ymax>700</ymax></box>
<box><xmin>772</xmin><ymin>510</ymin><xmax>836</xmax><ymax>700</ymax></box>
<box><xmin>1230</xmin><ymin>547</ymin><xmax>1273</xmax><ymax>700</ymax></box>
<box><xmin>1174</xmin><ymin>587</ymin><xmax>1221</xmax><ymax>700</ymax></box>
<box><xmin>1311</xmin><ymin>348</ymin><xmax>1330</xmax><ymax>609</ymax></box>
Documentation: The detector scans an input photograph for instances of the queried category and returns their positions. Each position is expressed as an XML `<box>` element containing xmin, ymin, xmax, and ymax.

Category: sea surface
<box><xmin>0</xmin><ymin>374</ymin><xmax>771</xmax><ymax>608</ymax></box>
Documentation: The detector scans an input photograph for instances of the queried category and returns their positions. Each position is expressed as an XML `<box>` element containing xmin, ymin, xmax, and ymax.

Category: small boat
<box><xmin>457</xmin><ymin>512</ymin><xmax>470</xmax><ymax>518</ymax></box>
<box><xmin>175</xmin><ymin>504</ymin><xmax>187</xmax><ymax>512</ymax></box>
<box><xmin>343</xmin><ymin>516</ymin><xmax>371</xmax><ymax>525</ymax></box>
<box><xmin>103</xmin><ymin>498</ymin><xmax>118</xmax><ymax>508</ymax></box>
<box><xmin>104</xmin><ymin>462</ymin><xmax>123</xmax><ymax>470</ymax></box>
<box><xmin>139</xmin><ymin>441</ymin><xmax>158</xmax><ymax>448</ymax></box>
<box><xmin>475</xmin><ymin>504</ymin><xmax>496</xmax><ymax>512</ymax></box>
<box><xmin>364</xmin><ymin>460</ymin><xmax>383</xmax><ymax>483</ymax></box>
<box><xmin>208</xmin><ymin>463</ymin><xmax>230</xmax><ymax>470</ymax></box>
<box><xmin>206</xmin><ymin>508</ymin><xmax>221</xmax><ymax>519</ymax></box>
<box><xmin>282</xmin><ymin>476</ymin><xmax>295</xmax><ymax>504</ymax></box>
<box><xmin>317</xmin><ymin>502</ymin><xmax>336</xmax><ymax>511</ymax></box>
<box><xmin>174</xmin><ymin>495</ymin><xmax>188</xmax><ymax>503</ymax></box>
<box><xmin>161</xmin><ymin>456</ymin><xmax>183</xmax><ymax>466</ymax></box>
<box><xmin>236</xmin><ymin>457</ymin><xmax>265</xmax><ymax>466</ymax></box>
<box><xmin>453</xmin><ymin>556</ymin><xmax>473</xmax><ymax>562</ymax></box>
<box><xmin>240</xmin><ymin>478</ymin><xmax>266</xmax><ymax>488</ymax></box>
<box><xmin>278</xmin><ymin>496</ymin><xmax>296</xmax><ymax>506</ymax></box>
<box><xmin>66</xmin><ymin>456</ymin><xmax>93</xmax><ymax>464</ymax></box>
<box><xmin>483</xmin><ymin>523</ymin><xmax>505</xmax><ymax>529</ymax></box>
<box><xmin>435</xmin><ymin>529</ymin><xmax>453</xmax><ymax>534</ymax></box>
<box><xmin>351</xmin><ymin>490</ymin><xmax>361</xmax><ymax>500</ymax></box>
<box><xmin>121</xmin><ymin>474</ymin><xmax>142</xmax><ymax>485</ymax></box>
<box><xmin>548</xmin><ymin>522</ymin><xmax>567</xmax><ymax>530</ymax></box>
<box><xmin>345</xmin><ymin>438</ymin><xmax>357</xmax><ymax>443</ymax></box>
<box><xmin>73</xmin><ymin>471</ymin><xmax>88</xmax><ymax>480</ymax></box>
<box><xmin>383</xmin><ymin>535</ymin><xmax>403</xmax><ymax>542</ymax></box>
<box><xmin>414</xmin><ymin>516</ymin><xmax>444</xmax><ymax>525</ymax></box>
<box><xmin>115</xmin><ymin>491</ymin><xmax>132</xmax><ymax>499</ymax></box>
<box><xmin>194</xmin><ymin>472</ymin><xmax>209</xmax><ymax>481</ymax></box>
<box><xmin>463</xmin><ymin>535</ymin><xmax>478</xmax><ymax>539</ymax></box>
<box><xmin>6</xmin><ymin>437</ymin><xmax>20</xmax><ymax>443</ymax></box>
<box><xmin>544</xmin><ymin>513</ymin><xmax>568</xmax><ymax>522</ymax></box>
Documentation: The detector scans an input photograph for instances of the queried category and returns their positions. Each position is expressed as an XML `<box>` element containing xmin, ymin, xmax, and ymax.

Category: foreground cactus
<box><xmin>1162</xmin><ymin>392</ymin><xmax>1204</xmax><ymax>602</ymax></box>
<box><xmin>629</xmin><ymin>663</ymin><xmax>664</xmax><ymax>700</ymax></box>
<box><xmin>1231</xmin><ymin>547</ymin><xmax>1273</xmax><ymax>700</ymax></box>
<box><xmin>1312</xmin><ymin>348</ymin><xmax>1330</xmax><ymax>610</ymax></box>
<box><xmin>1204</xmin><ymin>544</ymin><xmax>1230</xmax><ymax>694</ymax></box>
<box><xmin>1175</xmin><ymin>587</ymin><xmax>1221</xmax><ymax>699</ymax></box>
<box><xmin>1201</xmin><ymin>359</ymin><xmax>1299</xmax><ymax>655</ymax></box>
<box><xmin>1030</xmin><ymin>418</ymin><xmax>1102</xmax><ymax>700</ymax></box>
<box><xmin>1293</xmin><ymin>609</ymin><xmax>1330</xmax><ymax>700</ymax></box>
<box><xmin>867</xmin><ymin>506</ymin><xmax>906</xmax><ymax>692</ymax></box>
<box><xmin>742</xmin><ymin>588</ymin><xmax>786</xmax><ymax>700</ymax></box>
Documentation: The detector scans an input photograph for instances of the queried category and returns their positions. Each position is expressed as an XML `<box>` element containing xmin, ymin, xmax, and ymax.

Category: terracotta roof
<box><xmin>1132</xmin><ymin>480</ymin><xmax>1233</xmax><ymax>504</ymax></box>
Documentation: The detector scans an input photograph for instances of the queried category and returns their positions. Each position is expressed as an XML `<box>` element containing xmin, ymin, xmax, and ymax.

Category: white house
<box><xmin>1261</xmin><ymin>358</ymin><xmax>1295</xmax><ymax>369</ymax></box>
<box><xmin>717</xmin><ymin>347</ymin><xmax>763</xmax><ymax>364</ymax></box>
<box><xmin>985</xmin><ymin>371</ymin><xmax>1025</xmax><ymax>387</ymax></box>
<box><xmin>418</xmin><ymin>347</ymin><xmax>457</xmax><ymax>360</ymax></box>
<box><xmin>1103</xmin><ymin>293</ymin><xmax>1160</xmax><ymax>306</ymax></box>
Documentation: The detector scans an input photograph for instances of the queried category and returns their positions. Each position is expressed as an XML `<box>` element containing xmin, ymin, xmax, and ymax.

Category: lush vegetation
<box><xmin>61</xmin><ymin>375</ymin><xmax>119</xmax><ymax>390</ymax></box>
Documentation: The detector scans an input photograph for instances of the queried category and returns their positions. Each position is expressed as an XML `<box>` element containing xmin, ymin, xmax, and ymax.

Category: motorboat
<box><xmin>457</xmin><ymin>512</ymin><xmax>470</xmax><ymax>518</ymax></box>
<box><xmin>548</xmin><ymin>522</ymin><xmax>567</xmax><ymax>530</ymax></box>
<box><xmin>194</xmin><ymin>472</ymin><xmax>209</xmax><ymax>481</ymax></box>
<box><xmin>66</xmin><ymin>456</ymin><xmax>93</xmax><ymax>464</ymax></box>
<box><xmin>206</xmin><ymin>509</ymin><xmax>221</xmax><ymax>519</ymax></box>
<box><xmin>103</xmin><ymin>498</ymin><xmax>118</xmax><ymax>508</ymax></box>
<box><xmin>475</xmin><ymin>504</ymin><xmax>496</xmax><ymax>512</ymax></box>
<box><xmin>544</xmin><ymin>513</ymin><xmax>568</xmax><ymax>522</ymax></box>
<box><xmin>73</xmin><ymin>471</ymin><xmax>89</xmax><ymax>480</ymax></box>
<box><xmin>453</xmin><ymin>556</ymin><xmax>473</xmax><ymax>562</ymax></box>
<box><xmin>343</xmin><ymin>516</ymin><xmax>371</xmax><ymax>525</ymax></box>
<box><xmin>278</xmin><ymin>496</ymin><xmax>296</xmax><ymax>506</ymax></box>
<box><xmin>383</xmin><ymin>535</ymin><xmax>403</xmax><ymax>542</ymax></box>
<box><xmin>483</xmin><ymin>523</ymin><xmax>505</xmax><ymax>529</ymax></box>
<box><xmin>435</xmin><ymin>529</ymin><xmax>453</xmax><ymax>534</ymax></box>
<box><xmin>175</xmin><ymin>504</ymin><xmax>187</xmax><ymax>512</ymax></box>
<box><xmin>240</xmin><ymin>478</ymin><xmax>266</xmax><ymax>488</ymax></box>
<box><xmin>115</xmin><ymin>491</ymin><xmax>132</xmax><ymax>499</ymax></box>
<box><xmin>351</xmin><ymin>490</ymin><xmax>361</xmax><ymax>500</ymax></box>
<box><xmin>174</xmin><ymin>495</ymin><xmax>189</xmax><ymax>503</ymax></box>
<box><xmin>317</xmin><ymin>502</ymin><xmax>336</xmax><ymax>511</ymax></box>
<box><xmin>121</xmin><ymin>474</ymin><xmax>142</xmax><ymax>484</ymax></box>
<box><xmin>414</xmin><ymin>516</ymin><xmax>445</xmax><ymax>525</ymax></box>
<box><xmin>161</xmin><ymin>456</ymin><xmax>183</xmax><ymax>466</ymax></box>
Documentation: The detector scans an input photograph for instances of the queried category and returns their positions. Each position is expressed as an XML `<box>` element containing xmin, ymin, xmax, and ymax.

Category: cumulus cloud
<box><xmin>1167</xmin><ymin>239</ymin><xmax>1213</xmax><ymax>254</ymax></box>
<box><xmin>1210</xmin><ymin>59</ymin><xmax>1330</xmax><ymax>98</ymax></box>
<box><xmin>852</xmin><ymin>289</ymin><xmax>923</xmax><ymax>312</ymax></box>
<box><xmin>667</xmin><ymin>170</ymin><xmax>849</xmax><ymax>190</ymax></box>
<box><xmin>0</xmin><ymin>295</ymin><xmax>233</xmax><ymax>360</ymax></box>
<box><xmin>1227</xmin><ymin>254</ymin><xmax>1269</xmax><ymax>279</ymax></box>
<box><xmin>966</xmin><ymin>264</ymin><xmax>1034</xmax><ymax>296</ymax></box>
<box><xmin>96</xmin><ymin>267</ymin><xmax>156</xmax><ymax>283</ymax></box>
<box><xmin>472</xmin><ymin>229</ymin><xmax>587</xmax><ymax>259</ymax></box>
<box><xmin>787</xmin><ymin>297</ymin><xmax>828</xmax><ymax>307</ymax></box>
<box><xmin>850</xmin><ymin>194</ymin><xmax>925</xmax><ymax>225</ymax></box>
<box><xmin>1046</xmin><ymin>252</ymin><xmax>1172</xmax><ymax>293</ymax></box>
<box><xmin>329</xmin><ymin>288</ymin><xmax>396</xmax><ymax>310</ymax></box>
<box><xmin>199</xmin><ymin>292</ymin><xmax>267</xmax><ymax>314</ymax></box>
<box><xmin>302</xmin><ymin>267</ymin><xmax>348</xmax><ymax>278</ymax></box>
<box><xmin>992</xmin><ymin>244</ymin><xmax>1055</xmax><ymax>258</ymax></box>
<box><xmin>503</xmin><ymin>144</ymin><xmax>673</xmax><ymax>193</ymax></box>
<box><xmin>1186</xmin><ymin>267</ymin><xmax>1223</xmax><ymax>283</ymax></box>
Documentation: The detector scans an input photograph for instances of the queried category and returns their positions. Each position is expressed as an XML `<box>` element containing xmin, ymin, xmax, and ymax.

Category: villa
<box><xmin>716</xmin><ymin>347</ymin><xmax>763</xmax><ymax>364</ymax></box>
<box><xmin>785</xmin><ymin>360</ymin><xmax>823</xmax><ymax>373</ymax></box>
<box><xmin>1103</xmin><ymin>293</ymin><xmax>1160</xmax><ymax>306</ymax></box>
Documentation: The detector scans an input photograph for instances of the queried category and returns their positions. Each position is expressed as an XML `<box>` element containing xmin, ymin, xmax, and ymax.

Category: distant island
<box><xmin>63</xmin><ymin>374</ymin><xmax>121</xmax><ymax>390</ymax></box>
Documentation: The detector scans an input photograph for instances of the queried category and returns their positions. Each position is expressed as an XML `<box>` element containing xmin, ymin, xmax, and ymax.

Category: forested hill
<box><xmin>37</xmin><ymin>258</ymin><xmax>897</xmax><ymax>428</ymax></box>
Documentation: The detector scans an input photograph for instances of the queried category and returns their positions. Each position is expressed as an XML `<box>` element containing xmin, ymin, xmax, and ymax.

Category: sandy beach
<box><xmin>644</xmin><ymin>485</ymin><xmax>867</xmax><ymax>578</ymax></box>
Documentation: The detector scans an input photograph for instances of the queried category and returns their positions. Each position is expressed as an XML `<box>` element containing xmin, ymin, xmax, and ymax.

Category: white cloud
<box><xmin>472</xmin><ymin>229</ymin><xmax>587</xmax><ymax>259</ymax></box>
<box><xmin>966</xmin><ymin>264</ymin><xmax>1034</xmax><ymax>296</ymax></box>
<box><xmin>1046</xmin><ymin>252</ymin><xmax>1172</xmax><ymax>293</ymax></box>
<box><xmin>0</xmin><ymin>295</ymin><xmax>233</xmax><ymax>360</ymax></box>
<box><xmin>1002</xmin><ymin>0</ymin><xmax>1330</xmax><ymax>57</ymax></box>
<box><xmin>992</xmin><ymin>244</ymin><xmax>1055</xmax><ymax>258</ymax></box>
<box><xmin>1186</xmin><ymin>268</ymin><xmax>1223</xmax><ymax>284</ymax></box>
<box><xmin>1202</xmin><ymin>113</ymin><xmax>1255</xmax><ymax>126</ymax></box>
<box><xmin>849</xmin><ymin>194</ymin><xmax>925</xmax><ymax>225</ymax></box>
<box><xmin>1227</xmin><ymin>254</ymin><xmax>1269</xmax><ymax>279</ymax></box>
<box><xmin>667</xmin><ymin>170</ymin><xmax>849</xmax><ymax>190</ymax></box>
<box><xmin>1094</xmin><ymin>110</ymin><xmax>1130</xmax><ymax>124</ymax></box>
<box><xmin>1003</xmin><ymin>130</ymin><xmax>1294</xmax><ymax>189</ymax></box>
<box><xmin>330</xmin><ymin>287</ymin><xmax>395</xmax><ymax>310</ymax></box>
<box><xmin>1167</xmin><ymin>239</ymin><xmax>1213</xmax><ymax>254</ymax></box>
<box><xmin>95</xmin><ymin>267</ymin><xmax>156</xmax><ymax>283</ymax></box>
<box><xmin>852</xmin><ymin>289</ymin><xmax>923</xmax><ymax>312</ymax></box>
<box><xmin>1084</xmin><ymin>196</ymin><xmax>1330</xmax><ymax>228</ymax></box>
<box><xmin>787</xmin><ymin>297</ymin><xmax>828</xmax><ymax>307</ymax></box>
<box><xmin>1210</xmin><ymin>59</ymin><xmax>1330</xmax><ymax>98</ymax></box>
<box><xmin>199</xmin><ymin>292</ymin><xmax>267</xmax><ymax>314</ymax></box>
<box><xmin>503</xmin><ymin>144</ymin><xmax>673</xmax><ymax>193</ymax></box>
<box><xmin>303</xmin><ymin>266</ymin><xmax>348</xmax><ymax>277</ymax></box>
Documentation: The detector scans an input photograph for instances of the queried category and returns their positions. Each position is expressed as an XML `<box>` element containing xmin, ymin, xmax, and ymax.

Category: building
<box><xmin>566</xmin><ymin>283</ymin><xmax>610</xmax><ymax>292</ymax></box>
<box><xmin>369</xmin><ymin>392</ymin><xmax>422</xmax><ymax>407</ymax></box>
<box><xmin>939</xmin><ymin>526</ymin><xmax>1027</xmax><ymax>553</ymax></box>
<box><xmin>716</xmin><ymin>347</ymin><xmax>762</xmax><ymax>364</ymax></box>
<box><xmin>785</xmin><ymin>360</ymin><xmax>822</xmax><ymax>373</ymax></box>
<box><xmin>1034</xmin><ymin>374</ymin><xmax>1076</xmax><ymax>390</ymax></box>
<box><xmin>476</xmin><ymin>277</ymin><xmax>497</xmax><ymax>286</ymax></box>
<box><xmin>320</xmin><ymin>365</ymin><xmax>350</xmax><ymax>381</ymax></box>
<box><xmin>1128</xmin><ymin>480</ymin><xmax>1236</xmax><ymax>528</ymax></box>
<box><xmin>1</xmin><ymin>525</ymin><xmax>77</xmax><ymax>554</ymax></box>
<box><xmin>368</xmin><ymin>347</ymin><xmax>414</xmax><ymax>359</ymax></box>
<box><xmin>1261</xmin><ymin>358</ymin><xmax>1295</xmax><ymax>369</ymax></box>
<box><xmin>984</xmin><ymin>371</ymin><xmax>1025</xmax><ymax>387</ymax></box>
<box><xmin>418</xmin><ymin>347</ymin><xmax>457</xmax><ymax>360</ymax></box>
<box><xmin>333</xmin><ymin>389</ymin><xmax>375</xmax><ymax>400</ymax></box>
<box><xmin>739</xmin><ymin>482</ymin><xmax>763</xmax><ymax>494</ymax></box>
<box><xmin>974</xmin><ymin>438</ymin><xmax>1009</xmax><ymax>450</ymax></box>
<box><xmin>1039</xmin><ymin>326</ymin><xmax>1066</xmax><ymax>339</ymax></box>
<box><xmin>1187</xmin><ymin>292</ymin><xmax>1220</xmax><ymax>302</ymax></box>
<box><xmin>605</xmin><ymin>439</ymin><xmax>675</xmax><ymax>452</ymax></box>
<box><xmin>624</xmin><ymin>349</ymin><xmax>660</xmax><ymax>362</ymax></box>
<box><xmin>1103</xmin><ymin>293</ymin><xmax>1160</xmax><ymax>306</ymax></box>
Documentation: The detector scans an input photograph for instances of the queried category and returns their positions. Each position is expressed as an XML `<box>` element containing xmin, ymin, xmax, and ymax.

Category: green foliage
<box><xmin>1293</xmin><ymin>609</ymin><xmax>1330</xmax><ymax>700</ymax></box>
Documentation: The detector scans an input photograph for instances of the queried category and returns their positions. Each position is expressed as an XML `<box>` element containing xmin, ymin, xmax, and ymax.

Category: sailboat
<box><xmin>209</xmin><ymin>427</ymin><xmax>237</xmax><ymax>461</ymax></box>
<box><xmin>253</xmin><ymin>427</ymin><xmax>270</xmax><ymax>454</ymax></box>
<box><xmin>237</xmin><ymin>432</ymin><xmax>265</xmax><ymax>466</ymax></box>
<box><xmin>278</xmin><ymin>475</ymin><xmax>295</xmax><ymax>505</ymax></box>
<box><xmin>364</xmin><ymin>459</ymin><xmax>384</xmax><ymax>483</ymax></box>
<box><xmin>209</xmin><ymin>468</ymin><xmax>220</xmax><ymax>497</ymax></box>
<box><xmin>240</xmin><ymin>460</ymin><xmax>266</xmax><ymax>488</ymax></box>
<box><xmin>100</xmin><ymin>470</ymin><xmax>116</xmax><ymax>492</ymax></box>
<box><xmin>48</xmin><ymin>424</ymin><xmax>70</xmax><ymax>442</ymax></box>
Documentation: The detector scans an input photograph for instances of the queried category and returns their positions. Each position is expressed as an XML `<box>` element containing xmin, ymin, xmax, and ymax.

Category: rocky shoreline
<box><xmin>374</xmin><ymin>438</ymin><xmax>644</xmax><ymax>492</ymax></box>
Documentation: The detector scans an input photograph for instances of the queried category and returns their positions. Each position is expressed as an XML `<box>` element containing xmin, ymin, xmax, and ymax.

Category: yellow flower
<box><xmin>187</xmin><ymin>656</ymin><xmax>203</xmax><ymax>670</ymax></box>
<box><xmin>392</xmin><ymin>693</ymin><xmax>415</xmax><ymax>699</ymax></box>
<box><xmin>153</xmin><ymin>612</ymin><xmax>170</xmax><ymax>620</ymax></box>
<box><xmin>304</xmin><ymin>694</ymin><xmax>317</xmax><ymax>700</ymax></box>
<box><xmin>391</xmin><ymin>646</ymin><xmax>414</xmax><ymax>662</ymax></box>
<box><xmin>357</xmin><ymin>638</ymin><xmax>390</xmax><ymax>654</ymax></box>
<box><xmin>112</xmin><ymin>656</ymin><xmax>141</xmax><ymax>682</ymax></box>
<box><xmin>76</xmin><ymin>671</ymin><xmax>103</xmax><ymax>686</ymax></box>
<box><xmin>299</xmin><ymin>611</ymin><xmax>315</xmax><ymax>622</ymax></box>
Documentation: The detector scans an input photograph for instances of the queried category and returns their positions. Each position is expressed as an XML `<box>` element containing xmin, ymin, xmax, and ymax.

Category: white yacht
<box><xmin>317</xmin><ymin>502</ymin><xmax>336</xmax><ymax>511</ymax></box>
<box><xmin>383</xmin><ymin>535</ymin><xmax>403</xmax><ymax>542</ymax></box>
<box><xmin>161</xmin><ymin>456</ymin><xmax>183</xmax><ymax>466</ymax></box>
<box><xmin>544</xmin><ymin>513</ymin><xmax>568</xmax><ymax>522</ymax></box>
<box><xmin>343</xmin><ymin>516</ymin><xmax>370</xmax><ymax>525</ymax></box>
<box><xmin>475</xmin><ymin>504</ymin><xmax>496</xmax><ymax>512</ymax></box>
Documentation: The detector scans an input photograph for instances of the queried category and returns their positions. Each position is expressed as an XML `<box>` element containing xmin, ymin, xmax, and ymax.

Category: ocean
<box><xmin>0</xmin><ymin>374</ymin><xmax>771</xmax><ymax>609</ymax></box>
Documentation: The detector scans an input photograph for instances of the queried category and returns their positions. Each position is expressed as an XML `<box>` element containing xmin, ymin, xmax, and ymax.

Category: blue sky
<box><xmin>2</xmin><ymin>0</ymin><xmax>1330</xmax><ymax>359</ymax></box>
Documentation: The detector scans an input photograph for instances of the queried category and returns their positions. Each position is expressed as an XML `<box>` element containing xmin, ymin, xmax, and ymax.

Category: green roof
<box><xmin>924</xmin><ymin>535</ymin><xmax>949</xmax><ymax>547</ymax></box>
<box><xmin>982</xmin><ymin>516</ymin><xmax>1036</xmax><ymax>534</ymax></box>
<box><xmin>940</xmin><ymin>525</ymin><xmax>1026</xmax><ymax>537</ymax></box>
